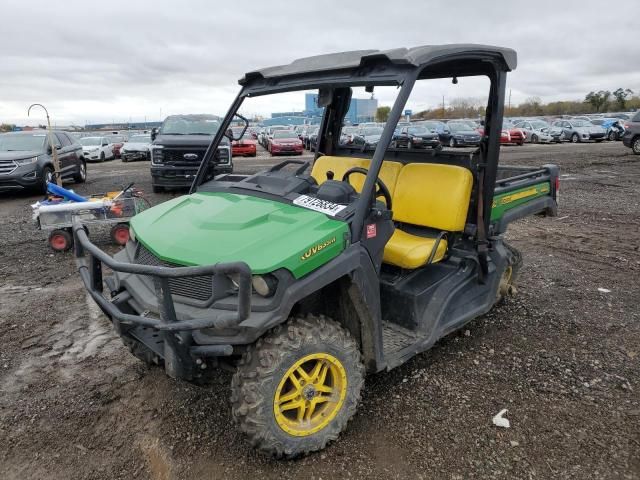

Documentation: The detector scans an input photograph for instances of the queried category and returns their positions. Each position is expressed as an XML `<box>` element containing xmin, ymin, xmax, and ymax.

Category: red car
<box><xmin>110</xmin><ymin>135</ymin><xmax>126</xmax><ymax>158</ymax></box>
<box><xmin>232</xmin><ymin>138</ymin><xmax>257</xmax><ymax>157</ymax></box>
<box><xmin>268</xmin><ymin>130</ymin><xmax>303</xmax><ymax>156</ymax></box>
<box><xmin>504</xmin><ymin>124</ymin><xmax>525</xmax><ymax>145</ymax></box>
<box><xmin>479</xmin><ymin>123</ymin><xmax>525</xmax><ymax>145</ymax></box>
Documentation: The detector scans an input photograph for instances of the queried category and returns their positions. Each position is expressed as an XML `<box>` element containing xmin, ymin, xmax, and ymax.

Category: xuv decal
<box><xmin>300</xmin><ymin>237</ymin><xmax>337</xmax><ymax>261</ymax></box>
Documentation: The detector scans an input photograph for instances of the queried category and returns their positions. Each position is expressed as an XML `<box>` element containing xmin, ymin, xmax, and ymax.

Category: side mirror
<box><xmin>225</xmin><ymin>113</ymin><xmax>249</xmax><ymax>141</ymax></box>
<box><xmin>150</xmin><ymin>128</ymin><xmax>158</xmax><ymax>141</ymax></box>
<box><xmin>102</xmin><ymin>142</ymin><xmax>108</xmax><ymax>146</ymax></box>
<box><xmin>55</xmin><ymin>144</ymin><xmax>62</xmax><ymax>150</ymax></box>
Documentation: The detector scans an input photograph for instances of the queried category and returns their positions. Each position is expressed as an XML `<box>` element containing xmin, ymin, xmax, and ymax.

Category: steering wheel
<box><xmin>342</xmin><ymin>167</ymin><xmax>392</xmax><ymax>210</ymax></box>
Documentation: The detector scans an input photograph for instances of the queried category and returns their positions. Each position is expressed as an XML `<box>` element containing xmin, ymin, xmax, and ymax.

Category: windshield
<box><xmin>421</xmin><ymin>121</ymin><xmax>443</xmax><ymax>130</ymax></box>
<box><xmin>362</xmin><ymin>127</ymin><xmax>383</xmax><ymax>136</ymax></box>
<box><xmin>161</xmin><ymin>116</ymin><xmax>221</xmax><ymax>135</ymax></box>
<box><xmin>448</xmin><ymin>122</ymin><xmax>471</xmax><ymax>132</ymax></box>
<box><xmin>129</xmin><ymin>135</ymin><xmax>150</xmax><ymax>142</ymax></box>
<box><xmin>0</xmin><ymin>133</ymin><xmax>46</xmax><ymax>152</ymax></box>
<box><xmin>273</xmin><ymin>131</ymin><xmax>297</xmax><ymax>139</ymax></box>
<box><xmin>80</xmin><ymin>137</ymin><xmax>102</xmax><ymax>146</ymax></box>
<box><xmin>571</xmin><ymin>120</ymin><xmax>593</xmax><ymax>127</ymax></box>
<box><xmin>530</xmin><ymin>121</ymin><xmax>549</xmax><ymax>129</ymax></box>
<box><xmin>407</xmin><ymin>127</ymin><xmax>430</xmax><ymax>135</ymax></box>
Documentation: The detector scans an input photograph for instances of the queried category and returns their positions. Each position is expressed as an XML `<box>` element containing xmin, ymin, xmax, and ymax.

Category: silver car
<box><xmin>551</xmin><ymin>119</ymin><xmax>606</xmax><ymax>143</ymax></box>
<box><xmin>515</xmin><ymin>120</ymin><xmax>562</xmax><ymax>143</ymax></box>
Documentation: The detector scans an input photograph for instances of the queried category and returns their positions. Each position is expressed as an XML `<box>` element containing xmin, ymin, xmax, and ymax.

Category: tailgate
<box><xmin>491</xmin><ymin>164</ymin><xmax>559</xmax><ymax>233</ymax></box>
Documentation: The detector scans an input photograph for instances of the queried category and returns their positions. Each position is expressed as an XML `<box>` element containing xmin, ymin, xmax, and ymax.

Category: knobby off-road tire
<box><xmin>120</xmin><ymin>333</ymin><xmax>162</xmax><ymax>366</ymax></box>
<box><xmin>496</xmin><ymin>241</ymin><xmax>523</xmax><ymax>303</ymax></box>
<box><xmin>231</xmin><ymin>314</ymin><xmax>365</xmax><ymax>458</ymax></box>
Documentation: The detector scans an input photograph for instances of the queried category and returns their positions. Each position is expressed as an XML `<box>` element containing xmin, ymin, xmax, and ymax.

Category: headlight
<box><xmin>251</xmin><ymin>274</ymin><xmax>277</xmax><ymax>297</ymax></box>
<box><xmin>151</xmin><ymin>146</ymin><xmax>164</xmax><ymax>164</ymax></box>
<box><xmin>15</xmin><ymin>156</ymin><xmax>39</xmax><ymax>165</ymax></box>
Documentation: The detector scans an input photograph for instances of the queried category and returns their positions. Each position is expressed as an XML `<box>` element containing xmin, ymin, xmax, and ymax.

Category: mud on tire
<box><xmin>497</xmin><ymin>241</ymin><xmax>523</xmax><ymax>303</ymax></box>
<box><xmin>231</xmin><ymin>314</ymin><xmax>365</xmax><ymax>458</ymax></box>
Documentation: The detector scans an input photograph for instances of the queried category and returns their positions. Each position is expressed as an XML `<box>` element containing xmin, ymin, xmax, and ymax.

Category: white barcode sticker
<box><xmin>292</xmin><ymin>195</ymin><xmax>347</xmax><ymax>216</ymax></box>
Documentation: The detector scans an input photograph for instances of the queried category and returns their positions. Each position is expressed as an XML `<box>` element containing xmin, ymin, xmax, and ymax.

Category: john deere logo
<box><xmin>492</xmin><ymin>184</ymin><xmax>550</xmax><ymax>208</ymax></box>
<box><xmin>183</xmin><ymin>153</ymin><xmax>199</xmax><ymax>160</ymax></box>
<box><xmin>300</xmin><ymin>237</ymin><xmax>336</xmax><ymax>261</ymax></box>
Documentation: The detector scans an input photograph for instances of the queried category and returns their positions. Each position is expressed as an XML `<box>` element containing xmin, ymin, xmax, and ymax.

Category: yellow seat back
<box><xmin>393</xmin><ymin>163</ymin><xmax>473</xmax><ymax>232</ymax></box>
<box><xmin>348</xmin><ymin>160</ymin><xmax>403</xmax><ymax>200</ymax></box>
<box><xmin>310</xmin><ymin>156</ymin><xmax>369</xmax><ymax>185</ymax></box>
<box><xmin>311</xmin><ymin>156</ymin><xmax>404</xmax><ymax>206</ymax></box>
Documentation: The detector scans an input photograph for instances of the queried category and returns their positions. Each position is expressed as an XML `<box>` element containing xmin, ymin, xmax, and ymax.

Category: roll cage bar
<box><xmin>190</xmin><ymin>45</ymin><xmax>513</xmax><ymax>258</ymax></box>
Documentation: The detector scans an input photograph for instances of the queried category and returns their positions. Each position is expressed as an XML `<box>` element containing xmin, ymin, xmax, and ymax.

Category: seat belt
<box><xmin>476</xmin><ymin>142</ymin><xmax>489</xmax><ymax>284</ymax></box>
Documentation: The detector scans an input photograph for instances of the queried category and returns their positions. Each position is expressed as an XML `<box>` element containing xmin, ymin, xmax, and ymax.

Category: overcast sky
<box><xmin>1</xmin><ymin>0</ymin><xmax>638</xmax><ymax>126</ymax></box>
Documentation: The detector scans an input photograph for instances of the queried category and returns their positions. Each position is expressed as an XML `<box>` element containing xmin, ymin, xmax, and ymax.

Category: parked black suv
<box><xmin>622</xmin><ymin>111</ymin><xmax>640</xmax><ymax>155</ymax></box>
<box><xmin>0</xmin><ymin>130</ymin><xmax>86</xmax><ymax>194</ymax></box>
<box><xmin>150</xmin><ymin>114</ymin><xmax>232</xmax><ymax>192</ymax></box>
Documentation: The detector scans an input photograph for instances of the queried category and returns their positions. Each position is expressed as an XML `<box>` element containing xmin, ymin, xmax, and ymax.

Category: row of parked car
<box><xmin>73</xmin><ymin>132</ymin><xmax>152</xmax><ymax>162</ymax></box>
<box><xmin>233</xmin><ymin>113</ymin><xmax>633</xmax><ymax>158</ymax></box>
<box><xmin>0</xmin><ymin>129</ymin><xmax>153</xmax><ymax>194</ymax></box>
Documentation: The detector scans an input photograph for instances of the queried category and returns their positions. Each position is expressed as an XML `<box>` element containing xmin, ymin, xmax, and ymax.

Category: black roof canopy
<box><xmin>239</xmin><ymin>44</ymin><xmax>517</xmax><ymax>89</ymax></box>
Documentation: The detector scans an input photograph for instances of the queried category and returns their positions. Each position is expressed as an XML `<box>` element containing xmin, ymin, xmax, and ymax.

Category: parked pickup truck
<box><xmin>150</xmin><ymin>114</ymin><xmax>232</xmax><ymax>193</ymax></box>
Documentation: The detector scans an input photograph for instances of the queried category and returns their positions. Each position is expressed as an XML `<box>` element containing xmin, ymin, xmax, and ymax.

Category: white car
<box><xmin>80</xmin><ymin>136</ymin><xmax>115</xmax><ymax>162</ymax></box>
<box><xmin>515</xmin><ymin>120</ymin><xmax>562</xmax><ymax>143</ymax></box>
<box><xmin>121</xmin><ymin>134</ymin><xmax>151</xmax><ymax>162</ymax></box>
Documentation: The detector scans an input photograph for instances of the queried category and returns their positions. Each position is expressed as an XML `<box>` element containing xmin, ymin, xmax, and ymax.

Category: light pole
<box><xmin>28</xmin><ymin>103</ymin><xmax>61</xmax><ymax>186</ymax></box>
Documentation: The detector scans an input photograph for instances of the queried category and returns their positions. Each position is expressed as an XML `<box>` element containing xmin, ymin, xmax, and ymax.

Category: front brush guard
<box><xmin>72</xmin><ymin>218</ymin><xmax>252</xmax><ymax>379</ymax></box>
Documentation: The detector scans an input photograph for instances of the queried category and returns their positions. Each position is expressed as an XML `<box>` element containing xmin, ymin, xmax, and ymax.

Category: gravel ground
<box><xmin>0</xmin><ymin>142</ymin><xmax>638</xmax><ymax>479</ymax></box>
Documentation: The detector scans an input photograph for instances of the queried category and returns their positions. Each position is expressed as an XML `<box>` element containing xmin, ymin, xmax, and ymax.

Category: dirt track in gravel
<box><xmin>1</xmin><ymin>142</ymin><xmax>638</xmax><ymax>479</ymax></box>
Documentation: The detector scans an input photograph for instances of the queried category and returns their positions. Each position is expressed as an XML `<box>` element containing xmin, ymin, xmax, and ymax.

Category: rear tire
<box><xmin>632</xmin><ymin>137</ymin><xmax>640</xmax><ymax>155</ymax></box>
<box><xmin>110</xmin><ymin>223</ymin><xmax>130</xmax><ymax>246</ymax></box>
<box><xmin>496</xmin><ymin>241</ymin><xmax>522</xmax><ymax>303</ymax></box>
<box><xmin>231</xmin><ymin>314</ymin><xmax>364</xmax><ymax>458</ymax></box>
<box><xmin>608</xmin><ymin>131</ymin><xmax>616</xmax><ymax>141</ymax></box>
<box><xmin>48</xmin><ymin>229</ymin><xmax>73</xmax><ymax>252</ymax></box>
<box><xmin>73</xmin><ymin>161</ymin><xmax>86</xmax><ymax>183</ymax></box>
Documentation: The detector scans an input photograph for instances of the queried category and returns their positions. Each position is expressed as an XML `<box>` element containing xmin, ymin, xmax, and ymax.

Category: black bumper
<box><xmin>151</xmin><ymin>163</ymin><xmax>233</xmax><ymax>187</ymax></box>
<box><xmin>0</xmin><ymin>168</ymin><xmax>40</xmax><ymax>192</ymax></box>
<box><xmin>410</xmin><ymin>139</ymin><xmax>440</xmax><ymax>148</ymax></box>
<box><xmin>122</xmin><ymin>151</ymin><xmax>149</xmax><ymax>161</ymax></box>
<box><xmin>622</xmin><ymin>133</ymin><xmax>635</xmax><ymax>148</ymax></box>
<box><xmin>72</xmin><ymin>220</ymin><xmax>251</xmax><ymax>378</ymax></box>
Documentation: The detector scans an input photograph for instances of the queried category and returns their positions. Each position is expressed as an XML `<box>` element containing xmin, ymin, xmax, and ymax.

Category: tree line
<box><xmin>411</xmin><ymin>88</ymin><xmax>638</xmax><ymax>120</ymax></box>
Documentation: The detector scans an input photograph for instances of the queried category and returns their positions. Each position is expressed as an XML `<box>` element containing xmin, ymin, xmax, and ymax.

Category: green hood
<box><xmin>129</xmin><ymin>192</ymin><xmax>349</xmax><ymax>278</ymax></box>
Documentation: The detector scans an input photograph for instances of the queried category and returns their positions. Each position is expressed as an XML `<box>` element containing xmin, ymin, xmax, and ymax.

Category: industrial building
<box><xmin>304</xmin><ymin>93</ymin><xmax>378</xmax><ymax>124</ymax></box>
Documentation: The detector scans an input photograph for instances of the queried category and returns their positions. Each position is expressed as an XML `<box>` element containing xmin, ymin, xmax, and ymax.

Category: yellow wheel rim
<box><xmin>273</xmin><ymin>353</ymin><xmax>347</xmax><ymax>437</ymax></box>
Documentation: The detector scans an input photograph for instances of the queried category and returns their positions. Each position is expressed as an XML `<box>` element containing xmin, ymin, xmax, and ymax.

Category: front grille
<box><xmin>161</xmin><ymin>147</ymin><xmax>230</xmax><ymax>166</ymax></box>
<box><xmin>135</xmin><ymin>244</ymin><xmax>213</xmax><ymax>302</ymax></box>
<box><xmin>0</xmin><ymin>160</ymin><xmax>17</xmax><ymax>175</ymax></box>
<box><xmin>162</xmin><ymin>148</ymin><xmax>205</xmax><ymax>165</ymax></box>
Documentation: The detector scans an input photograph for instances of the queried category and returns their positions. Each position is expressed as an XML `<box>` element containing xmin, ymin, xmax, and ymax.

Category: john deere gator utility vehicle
<box><xmin>73</xmin><ymin>44</ymin><xmax>559</xmax><ymax>457</ymax></box>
